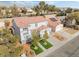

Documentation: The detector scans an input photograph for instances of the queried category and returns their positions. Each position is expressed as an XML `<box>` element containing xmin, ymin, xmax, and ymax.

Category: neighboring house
<box><xmin>1</xmin><ymin>9</ymin><xmax>6</xmax><ymax>17</ymax></box>
<box><xmin>0</xmin><ymin>18</ymin><xmax>13</xmax><ymax>29</ymax></box>
<box><xmin>12</xmin><ymin>16</ymin><xmax>51</xmax><ymax>44</ymax></box>
<box><xmin>45</xmin><ymin>15</ymin><xmax>63</xmax><ymax>32</ymax></box>
<box><xmin>0</xmin><ymin>18</ymin><xmax>14</xmax><ymax>34</ymax></box>
<box><xmin>58</xmin><ymin>16</ymin><xmax>66</xmax><ymax>22</ymax></box>
<box><xmin>26</xmin><ymin>8</ymin><xmax>36</xmax><ymax>16</ymax></box>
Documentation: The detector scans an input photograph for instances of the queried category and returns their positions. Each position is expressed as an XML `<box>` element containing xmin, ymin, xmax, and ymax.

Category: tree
<box><xmin>0</xmin><ymin>45</ymin><xmax>10</xmax><ymax>57</ymax></box>
<box><xmin>33</xmin><ymin>1</ymin><xmax>59</xmax><ymax>15</ymax></box>
<box><xmin>11</xmin><ymin>3</ymin><xmax>19</xmax><ymax>17</ymax></box>
<box><xmin>5</xmin><ymin>20</ymin><xmax>10</xmax><ymax>28</ymax></box>
<box><xmin>33</xmin><ymin>1</ymin><xmax>46</xmax><ymax>15</ymax></box>
<box><xmin>57</xmin><ymin>12</ymin><xmax>66</xmax><ymax>16</ymax></box>
<box><xmin>11</xmin><ymin>46</ymin><xmax>22</xmax><ymax>57</ymax></box>
<box><xmin>48</xmin><ymin>5</ymin><xmax>56</xmax><ymax>12</ymax></box>
<box><xmin>43</xmin><ymin>31</ymin><xmax>49</xmax><ymax>40</ymax></box>
<box><xmin>70</xmin><ymin>12</ymin><xmax>79</xmax><ymax>25</ymax></box>
<box><xmin>65</xmin><ymin>8</ymin><xmax>73</xmax><ymax>13</ymax></box>
<box><xmin>63</xmin><ymin>12</ymin><xmax>79</xmax><ymax>29</ymax></box>
<box><xmin>31</xmin><ymin>30</ymin><xmax>40</xmax><ymax>45</ymax></box>
<box><xmin>74</xmin><ymin>9</ymin><xmax>79</xmax><ymax>12</ymax></box>
<box><xmin>39</xmin><ymin>1</ymin><xmax>46</xmax><ymax>14</ymax></box>
<box><xmin>0</xmin><ymin>28</ymin><xmax>22</xmax><ymax>56</ymax></box>
<box><xmin>21</xmin><ymin>7</ymin><xmax>27</xmax><ymax>14</ymax></box>
<box><xmin>44</xmin><ymin>4</ymin><xmax>49</xmax><ymax>13</ymax></box>
<box><xmin>33</xmin><ymin>6</ymin><xmax>40</xmax><ymax>16</ymax></box>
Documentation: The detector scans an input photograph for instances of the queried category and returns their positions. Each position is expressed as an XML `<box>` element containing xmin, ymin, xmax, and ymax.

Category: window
<box><xmin>23</xmin><ymin>33</ymin><xmax>27</xmax><ymax>35</ymax></box>
<box><xmin>26</xmin><ymin>35</ymin><xmax>29</xmax><ymax>39</ymax></box>
<box><xmin>24</xmin><ymin>35</ymin><xmax>29</xmax><ymax>39</ymax></box>
<box><xmin>35</xmin><ymin>23</ymin><xmax>38</xmax><ymax>27</ymax></box>
<box><xmin>28</xmin><ymin>24</ymin><xmax>31</xmax><ymax>27</ymax></box>
<box><xmin>23</xmin><ymin>28</ymin><xmax>28</xmax><ymax>31</ymax></box>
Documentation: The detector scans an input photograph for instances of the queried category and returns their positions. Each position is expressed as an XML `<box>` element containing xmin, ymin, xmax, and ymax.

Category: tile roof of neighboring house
<box><xmin>13</xmin><ymin>16</ymin><xmax>47</xmax><ymax>28</ymax></box>
<box><xmin>45</xmin><ymin>16</ymin><xmax>61</xmax><ymax>31</ymax></box>
<box><xmin>38</xmin><ymin>25</ymin><xmax>49</xmax><ymax>31</ymax></box>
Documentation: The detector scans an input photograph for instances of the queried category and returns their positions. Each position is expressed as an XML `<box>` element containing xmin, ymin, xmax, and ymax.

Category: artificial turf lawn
<box><xmin>30</xmin><ymin>44</ymin><xmax>43</xmax><ymax>55</ymax></box>
<box><xmin>39</xmin><ymin>39</ymin><xmax>53</xmax><ymax>49</ymax></box>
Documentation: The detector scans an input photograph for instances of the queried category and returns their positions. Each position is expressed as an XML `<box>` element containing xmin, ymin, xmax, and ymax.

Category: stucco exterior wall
<box><xmin>28</xmin><ymin>21</ymin><xmax>48</xmax><ymax>30</ymax></box>
<box><xmin>13</xmin><ymin>19</ymin><xmax>51</xmax><ymax>44</ymax></box>
<box><xmin>55</xmin><ymin>24</ymin><xmax>63</xmax><ymax>32</ymax></box>
<box><xmin>20</xmin><ymin>28</ymin><xmax>31</xmax><ymax>44</ymax></box>
<box><xmin>40</xmin><ymin>27</ymin><xmax>51</xmax><ymax>38</ymax></box>
<box><xmin>12</xmin><ymin>20</ymin><xmax>21</xmax><ymax>39</ymax></box>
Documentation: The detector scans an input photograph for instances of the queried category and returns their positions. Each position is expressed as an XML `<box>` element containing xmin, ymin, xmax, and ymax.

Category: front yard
<box><xmin>30</xmin><ymin>44</ymin><xmax>43</xmax><ymax>55</ymax></box>
<box><xmin>39</xmin><ymin>39</ymin><xmax>53</xmax><ymax>49</ymax></box>
<box><xmin>30</xmin><ymin>39</ymin><xmax>53</xmax><ymax>55</ymax></box>
<box><xmin>30</xmin><ymin>30</ymin><xmax>53</xmax><ymax>55</ymax></box>
<box><xmin>63</xmin><ymin>27</ymin><xmax>78</xmax><ymax>35</ymax></box>
<box><xmin>53</xmin><ymin>32</ymin><xmax>65</xmax><ymax>41</ymax></box>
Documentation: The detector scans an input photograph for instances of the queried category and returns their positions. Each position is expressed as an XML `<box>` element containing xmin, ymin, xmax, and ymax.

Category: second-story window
<box><xmin>28</xmin><ymin>24</ymin><xmax>31</xmax><ymax>27</ymax></box>
<box><xmin>35</xmin><ymin>23</ymin><xmax>38</xmax><ymax>27</ymax></box>
<box><xmin>23</xmin><ymin>28</ymin><xmax>28</xmax><ymax>31</ymax></box>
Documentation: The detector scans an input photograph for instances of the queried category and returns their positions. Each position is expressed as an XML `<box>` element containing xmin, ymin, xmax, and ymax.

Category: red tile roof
<box><xmin>31</xmin><ymin>25</ymin><xmax>49</xmax><ymax>31</ymax></box>
<box><xmin>45</xmin><ymin>16</ymin><xmax>61</xmax><ymax>31</ymax></box>
<box><xmin>13</xmin><ymin>16</ymin><xmax>47</xmax><ymax>28</ymax></box>
<box><xmin>38</xmin><ymin>25</ymin><xmax>49</xmax><ymax>31</ymax></box>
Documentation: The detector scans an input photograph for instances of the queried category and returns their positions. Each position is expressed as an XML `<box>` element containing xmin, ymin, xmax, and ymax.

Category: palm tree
<box><xmin>33</xmin><ymin>1</ymin><xmax>46</xmax><ymax>15</ymax></box>
<box><xmin>44</xmin><ymin>4</ymin><xmax>49</xmax><ymax>14</ymax></box>
<box><xmin>48</xmin><ymin>5</ymin><xmax>56</xmax><ymax>12</ymax></box>
<box><xmin>39</xmin><ymin>1</ymin><xmax>46</xmax><ymax>15</ymax></box>
<box><xmin>33</xmin><ymin>6</ymin><xmax>40</xmax><ymax>16</ymax></box>
<box><xmin>11</xmin><ymin>3</ymin><xmax>19</xmax><ymax>17</ymax></box>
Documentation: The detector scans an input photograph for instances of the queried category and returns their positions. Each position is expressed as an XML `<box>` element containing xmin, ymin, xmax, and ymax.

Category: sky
<box><xmin>0</xmin><ymin>1</ymin><xmax>79</xmax><ymax>8</ymax></box>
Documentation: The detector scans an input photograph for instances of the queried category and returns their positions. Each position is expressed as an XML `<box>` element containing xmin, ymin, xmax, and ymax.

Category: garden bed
<box><xmin>39</xmin><ymin>39</ymin><xmax>52</xmax><ymax>49</ymax></box>
<box><xmin>63</xmin><ymin>27</ymin><xmax>78</xmax><ymax>34</ymax></box>
<box><xmin>30</xmin><ymin>44</ymin><xmax>43</xmax><ymax>55</ymax></box>
<box><xmin>53</xmin><ymin>32</ymin><xmax>65</xmax><ymax>41</ymax></box>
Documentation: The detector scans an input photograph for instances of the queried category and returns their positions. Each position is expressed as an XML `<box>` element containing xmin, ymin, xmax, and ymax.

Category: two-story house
<box><xmin>12</xmin><ymin>16</ymin><xmax>51</xmax><ymax>44</ymax></box>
